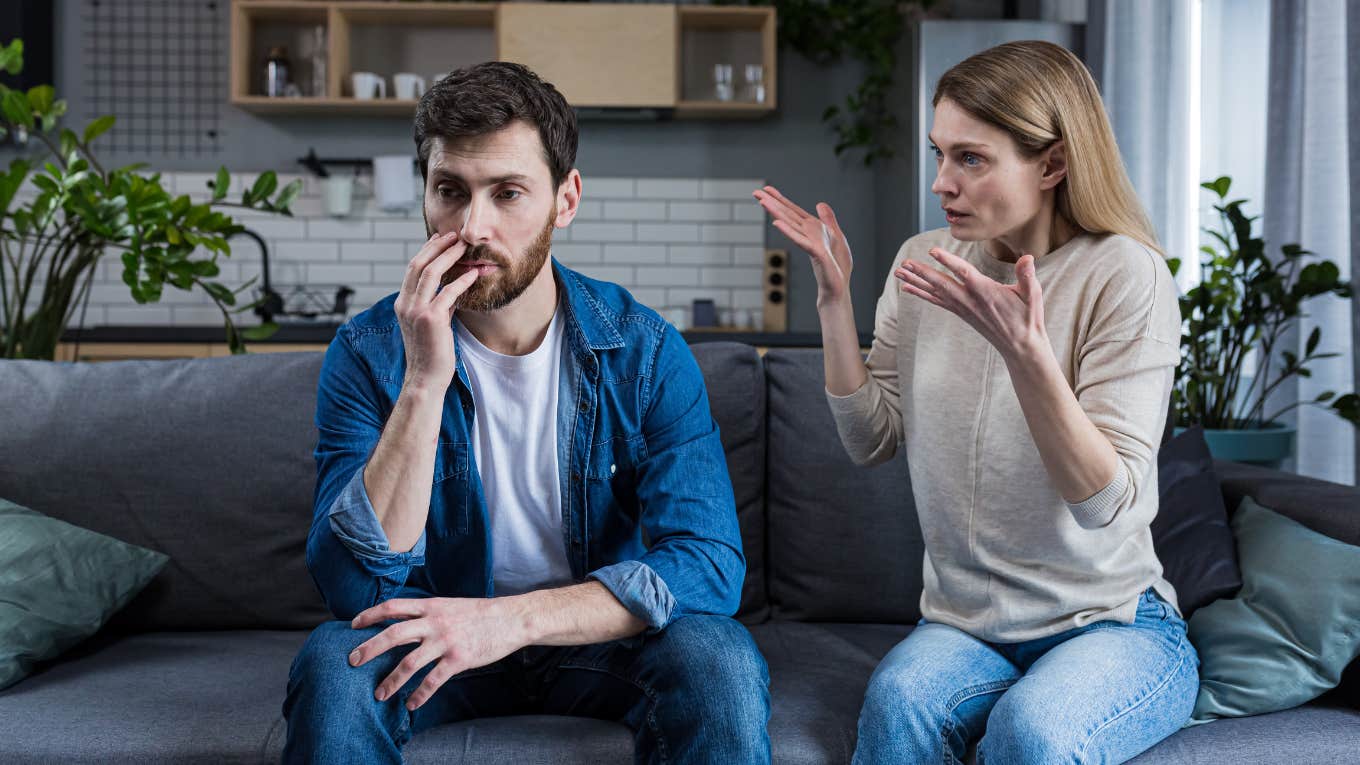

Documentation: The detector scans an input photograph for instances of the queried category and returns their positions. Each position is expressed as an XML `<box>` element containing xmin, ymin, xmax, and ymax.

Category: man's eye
<box><xmin>498</xmin><ymin>190</ymin><xmax>521</xmax><ymax>200</ymax></box>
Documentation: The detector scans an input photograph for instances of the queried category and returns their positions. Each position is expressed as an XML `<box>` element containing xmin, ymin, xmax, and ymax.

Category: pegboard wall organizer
<box><xmin>84</xmin><ymin>0</ymin><xmax>224</xmax><ymax>156</ymax></box>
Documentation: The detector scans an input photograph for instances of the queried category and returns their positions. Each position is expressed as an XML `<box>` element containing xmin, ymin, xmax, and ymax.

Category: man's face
<box><xmin>422</xmin><ymin>122</ymin><xmax>560</xmax><ymax>312</ymax></box>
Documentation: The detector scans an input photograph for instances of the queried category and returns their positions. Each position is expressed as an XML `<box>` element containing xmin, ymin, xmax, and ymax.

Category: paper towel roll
<box><xmin>372</xmin><ymin>155</ymin><xmax>416</xmax><ymax>211</ymax></box>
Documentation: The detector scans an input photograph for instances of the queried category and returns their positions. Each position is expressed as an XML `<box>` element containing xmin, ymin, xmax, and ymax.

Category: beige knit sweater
<box><xmin>827</xmin><ymin>228</ymin><xmax>1183</xmax><ymax>642</ymax></box>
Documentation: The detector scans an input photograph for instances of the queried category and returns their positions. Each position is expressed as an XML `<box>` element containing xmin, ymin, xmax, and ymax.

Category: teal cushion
<box><xmin>0</xmin><ymin>498</ymin><xmax>168</xmax><ymax>690</ymax></box>
<box><xmin>1187</xmin><ymin>496</ymin><xmax>1360</xmax><ymax>724</ymax></box>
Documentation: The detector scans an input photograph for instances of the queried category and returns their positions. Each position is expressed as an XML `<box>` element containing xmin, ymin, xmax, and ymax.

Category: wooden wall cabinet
<box><xmin>230</xmin><ymin>1</ymin><xmax>775</xmax><ymax>118</ymax></box>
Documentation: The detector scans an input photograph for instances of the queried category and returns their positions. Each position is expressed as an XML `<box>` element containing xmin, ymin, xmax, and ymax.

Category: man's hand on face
<box><xmin>394</xmin><ymin>230</ymin><xmax>480</xmax><ymax>392</ymax></box>
<box><xmin>348</xmin><ymin>596</ymin><xmax>529</xmax><ymax>711</ymax></box>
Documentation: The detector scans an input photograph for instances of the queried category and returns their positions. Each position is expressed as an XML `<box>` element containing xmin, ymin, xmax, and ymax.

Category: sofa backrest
<box><xmin>689</xmin><ymin>343</ymin><xmax>768</xmax><ymax>622</ymax></box>
<box><xmin>761</xmin><ymin>349</ymin><xmax>926</xmax><ymax>623</ymax></box>
<box><xmin>0</xmin><ymin>354</ymin><xmax>331</xmax><ymax>631</ymax></box>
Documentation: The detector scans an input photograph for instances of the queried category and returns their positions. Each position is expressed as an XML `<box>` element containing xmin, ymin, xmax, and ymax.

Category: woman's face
<box><xmin>928</xmin><ymin>98</ymin><xmax>1061</xmax><ymax>243</ymax></box>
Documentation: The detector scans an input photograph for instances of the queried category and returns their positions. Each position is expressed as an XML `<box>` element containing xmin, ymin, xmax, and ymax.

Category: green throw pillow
<box><xmin>0</xmin><ymin>498</ymin><xmax>168</xmax><ymax>691</ymax></box>
<box><xmin>1186</xmin><ymin>496</ymin><xmax>1360</xmax><ymax>724</ymax></box>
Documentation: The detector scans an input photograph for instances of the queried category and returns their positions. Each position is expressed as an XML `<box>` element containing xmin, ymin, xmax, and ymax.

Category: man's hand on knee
<box><xmin>347</xmin><ymin>597</ymin><xmax>529</xmax><ymax>711</ymax></box>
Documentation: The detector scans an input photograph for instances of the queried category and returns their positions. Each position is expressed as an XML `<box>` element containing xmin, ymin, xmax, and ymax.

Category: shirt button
<box><xmin>610</xmin><ymin>464</ymin><xmax>616</xmax><ymax>475</ymax></box>
<box><xmin>572</xmin><ymin>471</ymin><xmax>581</xmax><ymax>482</ymax></box>
<box><xmin>579</xmin><ymin>401</ymin><xmax>589</xmax><ymax>413</ymax></box>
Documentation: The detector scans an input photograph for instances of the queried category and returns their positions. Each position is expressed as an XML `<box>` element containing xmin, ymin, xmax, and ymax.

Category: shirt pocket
<box><xmin>587</xmin><ymin>434</ymin><xmax>646</xmax><ymax>522</ymax></box>
<box><xmin>430</xmin><ymin>440</ymin><xmax>470</xmax><ymax>536</ymax></box>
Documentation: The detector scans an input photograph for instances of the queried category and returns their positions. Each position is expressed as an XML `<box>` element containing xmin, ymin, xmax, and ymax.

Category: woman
<box><xmin>754</xmin><ymin>41</ymin><xmax>1199</xmax><ymax>763</ymax></box>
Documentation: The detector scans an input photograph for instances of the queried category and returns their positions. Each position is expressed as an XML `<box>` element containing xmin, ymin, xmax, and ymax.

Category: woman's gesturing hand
<box><xmin>896</xmin><ymin>247</ymin><xmax>1049</xmax><ymax>362</ymax></box>
<box><xmin>753</xmin><ymin>185</ymin><xmax>853</xmax><ymax>306</ymax></box>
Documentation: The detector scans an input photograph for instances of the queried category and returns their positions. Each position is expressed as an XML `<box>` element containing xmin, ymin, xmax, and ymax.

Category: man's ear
<box><xmin>555</xmin><ymin>169</ymin><xmax>582</xmax><ymax>228</ymax></box>
<box><xmin>1039</xmin><ymin>140</ymin><xmax>1068</xmax><ymax>191</ymax></box>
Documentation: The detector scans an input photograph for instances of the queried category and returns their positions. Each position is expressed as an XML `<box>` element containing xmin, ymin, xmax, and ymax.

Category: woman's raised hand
<box><xmin>753</xmin><ymin>185</ymin><xmax>853</xmax><ymax>305</ymax></box>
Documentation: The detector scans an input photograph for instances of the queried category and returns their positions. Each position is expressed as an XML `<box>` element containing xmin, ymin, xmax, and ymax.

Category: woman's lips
<box><xmin>944</xmin><ymin>209</ymin><xmax>970</xmax><ymax>224</ymax></box>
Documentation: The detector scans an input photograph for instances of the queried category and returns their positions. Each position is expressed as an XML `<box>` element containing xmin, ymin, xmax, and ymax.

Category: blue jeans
<box><xmin>853</xmin><ymin>588</ymin><xmax>1200</xmax><ymax>765</ymax></box>
<box><xmin>281</xmin><ymin>613</ymin><xmax>770</xmax><ymax>764</ymax></box>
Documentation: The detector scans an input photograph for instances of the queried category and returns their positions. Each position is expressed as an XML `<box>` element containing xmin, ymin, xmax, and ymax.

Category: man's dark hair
<box><xmin>413</xmin><ymin>62</ymin><xmax>578</xmax><ymax>190</ymax></box>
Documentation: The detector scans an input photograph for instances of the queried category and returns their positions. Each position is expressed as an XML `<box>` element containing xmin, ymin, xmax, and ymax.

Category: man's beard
<box><xmin>432</xmin><ymin>210</ymin><xmax>555</xmax><ymax>312</ymax></box>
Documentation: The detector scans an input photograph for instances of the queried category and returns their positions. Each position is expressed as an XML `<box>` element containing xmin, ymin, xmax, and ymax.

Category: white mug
<box><xmin>323</xmin><ymin>176</ymin><xmax>354</xmax><ymax>217</ymax></box>
<box><xmin>393</xmin><ymin>73</ymin><xmax>426</xmax><ymax>100</ymax></box>
<box><xmin>351</xmin><ymin>72</ymin><xmax>386</xmax><ymax>100</ymax></box>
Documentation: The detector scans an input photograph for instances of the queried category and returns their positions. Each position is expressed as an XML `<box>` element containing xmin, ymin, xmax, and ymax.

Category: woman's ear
<box><xmin>1039</xmin><ymin>140</ymin><xmax>1068</xmax><ymax>191</ymax></box>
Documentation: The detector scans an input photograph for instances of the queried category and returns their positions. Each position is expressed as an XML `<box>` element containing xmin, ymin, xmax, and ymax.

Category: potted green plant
<box><xmin>0</xmin><ymin>38</ymin><xmax>302</xmax><ymax>360</ymax></box>
<box><xmin>1169</xmin><ymin>175</ymin><xmax>1358</xmax><ymax>467</ymax></box>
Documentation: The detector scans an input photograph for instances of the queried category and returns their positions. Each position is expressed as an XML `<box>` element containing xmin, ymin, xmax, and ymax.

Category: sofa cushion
<box><xmin>0</xmin><ymin>630</ymin><xmax>307</xmax><ymax>763</ymax></box>
<box><xmin>1151</xmin><ymin>426</ymin><xmax>1242</xmax><ymax>617</ymax></box>
<box><xmin>2</xmin><ymin>624</ymin><xmax>1355</xmax><ymax>764</ymax></box>
<box><xmin>1187</xmin><ymin>497</ymin><xmax>1360</xmax><ymax>725</ymax></box>
<box><xmin>0</xmin><ymin>498</ymin><xmax>168</xmax><ymax>690</ymax></box>
<box><xmin>0</xmin><ymin>355</ymin><xmax>331</xmax><ymax>631</ymax></box>
<box><xmin>762</xmin><ymin>349</ymin><xmax>925</xmax><ymax>623</ymax></box>
<box><xmin>690</xmin><ymin>342</ymin><xmax>768</xmax><ymax>622</ymax></box>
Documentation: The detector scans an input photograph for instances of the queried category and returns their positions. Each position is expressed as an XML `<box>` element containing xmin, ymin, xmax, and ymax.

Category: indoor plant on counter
<box><xmin>0</xmin><ymin>38</ymin><xmax>302</xmax><ymax>360</ymax></box>
<box><xmin>1169</xmin><ymin>175</ymin><xmax>1357</xmax><ymax>467</ymax></box>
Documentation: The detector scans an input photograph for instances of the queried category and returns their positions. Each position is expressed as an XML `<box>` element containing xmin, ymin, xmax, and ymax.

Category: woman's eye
<box><xmin>930</xmin><ymin>146</ymin><xmax>943</xmax><ymax>160</ymax></box>
<box><xmin>963</xmin><ymin>153</ymin><xmax>981</xmax><ymax>167</ymax></box>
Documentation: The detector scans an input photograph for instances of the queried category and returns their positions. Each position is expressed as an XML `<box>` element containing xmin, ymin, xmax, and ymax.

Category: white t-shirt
<box><xmin>454</xmin><ymin>309</ymin><xmax>573</xmax><ymax>596</ymax></box>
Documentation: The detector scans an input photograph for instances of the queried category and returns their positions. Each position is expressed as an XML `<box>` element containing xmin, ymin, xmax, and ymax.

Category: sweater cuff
<box><xmin>1066</xmin><ymin>461</ymin><xmax>1130</xmax><ymax>529</ymax></box>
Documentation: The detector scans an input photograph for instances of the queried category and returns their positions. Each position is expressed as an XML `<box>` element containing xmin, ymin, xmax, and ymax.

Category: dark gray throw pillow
<box><xmin>0</xmin><ymin>498</ymin><xmax>168</xmax><ymax>690</ymax></box>
<box><xmin>1151</xmin><ymin>426</ymin><xmax>1242</xmax><ymax>617</ymax></box>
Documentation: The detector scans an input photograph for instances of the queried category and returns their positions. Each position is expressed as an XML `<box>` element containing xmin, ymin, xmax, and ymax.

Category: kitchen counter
<box><xmin>61</xmin><ymin>325</ymin><xmax>871</xmax><ymax>348</ymax></box>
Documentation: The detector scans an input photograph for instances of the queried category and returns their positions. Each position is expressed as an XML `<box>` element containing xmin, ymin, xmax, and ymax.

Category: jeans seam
<box><xmin>556</xmin><ymin>662</ymin><xmax>667</xmax><ymax>765</ymax></box>
<box><xmin>1073</xmin><ymin>632</ymin><xmax>1192</xmax><ymax>762</ymax></box>
<box><xmin>942</xmin><ymin>679</ymin><xmax>1014</xmax><ymax>765</ymax></box>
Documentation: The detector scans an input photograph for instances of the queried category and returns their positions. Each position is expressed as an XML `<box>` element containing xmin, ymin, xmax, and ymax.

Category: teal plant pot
<box><xmin>1174</xmin><ymin>423</ymin><xmax>1297</xmax><ymax>470</ymax></box>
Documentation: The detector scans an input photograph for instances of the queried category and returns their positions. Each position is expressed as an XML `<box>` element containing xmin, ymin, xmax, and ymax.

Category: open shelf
<box><xmin>231</xmin><ymin>1</ymin><xmax>775</xmax><ymax>118</ymax></box>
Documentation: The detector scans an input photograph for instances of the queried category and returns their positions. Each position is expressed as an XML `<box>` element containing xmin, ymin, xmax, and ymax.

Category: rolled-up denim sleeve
<box><xmin>594</xmin><ymin>323</ymin><xmax>745</xmax><ymax>634</ymax></box>
<box><xmin>588</xmin><ymin>560</ymin><xmax>677</xmax><ymax>633</ymax></box>
<box><xmin>309</xmin><ymin>332</ymin><xmax>422</xmax><ymax>619</ymax></box>
<box><xmin>328</xmin><ymin>465</ymin><xmax>427</xmax><ymax>563</ymax></box>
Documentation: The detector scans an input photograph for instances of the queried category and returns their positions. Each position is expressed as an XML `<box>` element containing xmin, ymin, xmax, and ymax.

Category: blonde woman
<box><xmin>755</xmin><ymin>41</ymin><xmax>1198</xmax><ymax>763</ymax></box>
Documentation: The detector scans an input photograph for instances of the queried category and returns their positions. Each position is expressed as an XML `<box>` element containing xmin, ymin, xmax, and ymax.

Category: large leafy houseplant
<box><xmin>1169</xmin><ymin>176</ymin><xmax>1358</xmax><ymax>436</ymax></box>
<box><xmin>0</xmin><ymin>39</ymin><xmax>301</xmax><ymax>360</ymax></box>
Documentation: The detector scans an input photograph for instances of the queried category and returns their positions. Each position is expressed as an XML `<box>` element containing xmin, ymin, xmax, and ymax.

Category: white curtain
<box><xmin>1262</xmin><ymin>0</ymin><xmax>1354</xmax><ymax>485</ymax></box>
<box><xmin>1087</xmin><ymin>0</ymin><xmax>1194</xmax><ymax>277</ymax></box>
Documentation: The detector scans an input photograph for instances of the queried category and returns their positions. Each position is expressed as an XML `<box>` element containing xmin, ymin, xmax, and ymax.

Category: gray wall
<box><xmin>34</xmin><ymin>0</ymin><xmax>1037</xmax><ymax>332</ymax></box>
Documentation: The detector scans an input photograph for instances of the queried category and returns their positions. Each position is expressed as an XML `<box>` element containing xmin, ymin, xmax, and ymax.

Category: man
<box><xmin>281</xmin><ymin>62</ymin><xmax>770</xmax><ymax>764</ymax></box>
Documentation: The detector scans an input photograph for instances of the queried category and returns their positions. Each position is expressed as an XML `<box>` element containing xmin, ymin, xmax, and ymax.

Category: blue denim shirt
<box><xmin>308</xmin><ymin>259</ymin><xmax>745</xmax><ymax>632</ymax></box>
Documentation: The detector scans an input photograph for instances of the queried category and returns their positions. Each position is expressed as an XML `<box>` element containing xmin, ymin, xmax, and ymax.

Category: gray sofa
<box><xmin>1</xmin><ymin>343</ymin><xmax>1357</xmax><ymax>763</ymax></box>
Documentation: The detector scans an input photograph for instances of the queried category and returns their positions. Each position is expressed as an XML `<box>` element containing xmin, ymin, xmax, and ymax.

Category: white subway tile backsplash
<box><xmin>273</xmin><ymin>242</ymin><xmax>340</xmax><ymax>262</ymax></box>
<box><xmin>570</xmin><ymin>223</ymin><xmax>636</xmax><ymax>242</ymax></box>
<box><xmin>635</xmin><ymin>266</ymin><xmax>701</xmax><ymax>287</ymax></box>
<box><xmin>306</xmin><ymin>263</ymin><xmax>373</xmax><ymax>285</ymax></box>
<box><xmin>603</xmin><ymin>244</ymin><xmax>669</xmax><ymax>265</ymax></box>
<box><xmin>636</xmin><ymin>223</ymin><xmax>701</xmax><ymax>243</ymax></box>
<box><xmin>668</xmin><ymin>202</ymin><xmax>732</xmax><ymax>222</ymax></box>
<box><xmin>551</xmin><ymin>243</ymin><xmax>604</xmax><ymax>265</ymax></box>
<box><xmin>702</xmin><ymin>223</ymin><xmax>765</xmax><ymax>244</ymax></box>
<box><xmin>341</xmin><ymin>242</ymin><xmax>409</xmax><ymax>263</ymax></box>
<box><xmin>78</xmin><ymin>172</ymin><xmax>766</xmax><ymax>328</ymax></box>
<box><xmin>701</xmin><ymin>179</ymin><xmax>763</xmax><ymax>200</ymax></box>
<box><xmin>604</xmin><ymin>201</ymin><xmax>668</xmax><ymax>221</ymax></box>
<box><xmin>701</xmin><ymin>267</ymin><xmax>764</xmax><ymax>288</ymax></box>
<box><xmin>668</xmin><ymin>245</ymin><xmax>733</xmax><ymax>266</ymax></box>
<box><xmin>636</xmin><ymin>178</ymin><xmax>700</xmax><ymax>200</ymax></box>
<box><xmin>374</xmin><ymin>220</ymin><xmax>428</xmax><ymax>240</ymax></box>
<box><xmin>307</xmin><ymin>219</ymin><xmax>374</xmax><ymax>240</ymax></box>
<box><xmin>584</xmin><ymin>178</ymin><xmax>636</xmax><ymax>199</ymax></box>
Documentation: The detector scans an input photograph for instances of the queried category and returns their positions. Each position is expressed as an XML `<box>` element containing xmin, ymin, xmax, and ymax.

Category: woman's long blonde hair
<box><xmin>933</xmin><ymin>40</ymin><xmax>1162</xmax><ymax>256</ymax></box>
